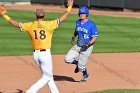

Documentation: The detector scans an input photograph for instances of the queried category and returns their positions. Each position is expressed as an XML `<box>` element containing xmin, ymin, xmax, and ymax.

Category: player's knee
<box><xmin>64</xmin><ymin>59</ymin><xmax>71</xmax><ymax>64</ymax></box>
<box><xmin>64</xmin><ymin>57</ymin><xmax>72</xmax><ymax>64</ymax></box>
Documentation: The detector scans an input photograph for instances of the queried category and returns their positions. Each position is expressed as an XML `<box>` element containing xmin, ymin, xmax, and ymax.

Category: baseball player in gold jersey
<box><xmin>0</xmin><ymin>0</ymin><xmax>73</xmax><ymax>93</ymax></box>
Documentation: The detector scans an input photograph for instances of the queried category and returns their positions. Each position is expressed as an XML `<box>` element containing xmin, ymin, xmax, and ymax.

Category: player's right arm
<box><xmin>0</xmin><ymin>6</ymin><xmax>20</xmax><ymax>28</ymax></box>
<box><xmin>71</xmin><ymin>30</ymin><xmax>77</xmax><ymax>45</ymax></box>
<box><xmin>73</xmin><ymin>30</ymin><xmax>78</xmax><ymax>37</ymax></box>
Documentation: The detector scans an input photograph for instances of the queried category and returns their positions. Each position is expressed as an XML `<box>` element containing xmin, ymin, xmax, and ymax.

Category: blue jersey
<box><xmin>75</xmin><ymin>19</ymin><xmax>98</xmax><ymax>47</ymax></box>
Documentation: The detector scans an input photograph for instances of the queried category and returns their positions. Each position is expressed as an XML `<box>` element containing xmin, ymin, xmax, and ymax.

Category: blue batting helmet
<box><xmin>78</xmin><ymin>6</ymin><xmax>89</xmax><ymax>17</ymax></box>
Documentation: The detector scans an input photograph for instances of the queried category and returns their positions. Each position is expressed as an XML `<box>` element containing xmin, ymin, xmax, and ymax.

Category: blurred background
<box><xmin>0</xmin><ymin>0</ymin><xmax>140</xmax><ymax>12</ymax></box>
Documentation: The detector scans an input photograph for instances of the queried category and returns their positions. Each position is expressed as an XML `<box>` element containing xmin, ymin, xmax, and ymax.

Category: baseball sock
<box><xmin>71</xmin><ymin>60</ymin><xmax>78</xmax><ymax>65</ymax></box>
<box><xmin>82</xmin><ymin>69</ymin><xmax>88</xmax><ymax>76</ymax></box>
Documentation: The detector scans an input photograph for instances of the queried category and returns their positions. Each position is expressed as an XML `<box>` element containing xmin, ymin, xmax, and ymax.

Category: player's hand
<box><xmin>0</xmin><ymin>5</ymin><xmax>7</xmax><ymax>16</ymax></box>
<box><xmin>71</xmin><ymin>36</ymin><xmax>75</xmax><ymax>45</ymax></box>
<box><xmin>81</xmin><ymin>43</ymin><xmax>91</xmax><ymax>52</ymax></box>
<box><xmin>67</xmin><ymin>0</ymin><xmax>73</xmax><ymax>7</ymax></box>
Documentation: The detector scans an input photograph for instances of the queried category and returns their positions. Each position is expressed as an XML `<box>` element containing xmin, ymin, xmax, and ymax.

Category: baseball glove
<box><xmin>0</xmin><ymin>5</ymin><xmax>6</xmax><ymax>16</ymax></box>
<box><xmin>80</xmin><ymin>43</ymin><xmax>91</xmax><ymax>52</ymax></box>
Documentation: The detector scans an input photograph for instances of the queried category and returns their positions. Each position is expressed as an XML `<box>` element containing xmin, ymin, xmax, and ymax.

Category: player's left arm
<box><xmin>89</xmin><ymin>23</ymin><xmax>98</xmax><ymax>45</ymax></box>
<box><xmin>46</xmin><ymin>0</ymin><xmax>73</xmax><ymax>30</ymax></box>
<box><xmin>89</xmin><ymin>37</ymin><xmax>97</xmax><ymax>44</ymax></box>
<box><xmin>0</xmin><ymin>5</ymin><xmax>20</xmax><ymax>28</ymax></box>
<box><xmin>59</xmin><ymin>0</ymin><xmax>73</xmax><ymax>23</ymax></box>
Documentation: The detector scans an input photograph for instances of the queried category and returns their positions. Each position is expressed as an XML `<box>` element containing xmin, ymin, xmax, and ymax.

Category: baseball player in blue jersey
<box><xmin>65</xmin><ymin>6</ymin><xmax>98</xmax><ymax>82</ymax></box>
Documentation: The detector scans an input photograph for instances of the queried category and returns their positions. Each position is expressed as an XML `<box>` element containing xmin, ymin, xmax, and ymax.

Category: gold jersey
<box><xmin>20</xmin><ymin>19</ymin><xmax>59</xmax><ymax>50</ymax></box>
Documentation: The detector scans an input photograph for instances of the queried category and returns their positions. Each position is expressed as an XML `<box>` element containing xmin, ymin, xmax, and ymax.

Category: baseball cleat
<box><xmin>74</xmin><ymin>65</ymin><xmax>79</xmax><ymax>73</ymax></box>
<box><xmin>80</xmin><ymin>74</ymin><xmax>89</xmax><ymax>82</ymax></box>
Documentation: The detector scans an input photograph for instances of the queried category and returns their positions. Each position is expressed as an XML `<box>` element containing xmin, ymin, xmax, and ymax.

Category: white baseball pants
<box><xmin>27</xmin><ymin>49</ymin><xmax>59</xmax><ymax>93</ymax></box>
<box><xmin>65</xmin><ymin>45</ymin><xmax>93</xmax><ymax>71</ymax></box>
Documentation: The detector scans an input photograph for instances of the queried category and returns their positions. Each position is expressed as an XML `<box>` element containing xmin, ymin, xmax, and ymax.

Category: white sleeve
<box><xmin>57</xmin><ymin>18</ymin><xmax>60</xmax><ymax>27</ymax></box>
<box><xmin>18</xmin><ymin>22</ymin><xmax>24</xmax><ymax>32</ymax></box>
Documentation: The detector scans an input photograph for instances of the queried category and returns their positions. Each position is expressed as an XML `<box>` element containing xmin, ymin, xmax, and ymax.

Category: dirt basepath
<box><xmin>0</xmin><ymin>53</ymin><xmax>140</xmax><ymax>93</ymax></box>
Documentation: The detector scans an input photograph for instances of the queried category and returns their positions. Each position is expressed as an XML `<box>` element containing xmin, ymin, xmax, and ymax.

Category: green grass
<box><xmin>0</xmin><ymin>10</ymin><xmax>140</xmax><ymax>56</ymax></box>
<box><xmin>87</xmin><ymin>89</ymin><xmax>140</xmax><ymax>93</ymax></box>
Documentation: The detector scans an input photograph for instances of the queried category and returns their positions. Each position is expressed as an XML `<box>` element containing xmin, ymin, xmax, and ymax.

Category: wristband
<box><xmin>66</xmin><ymin>6</ymin><xmax>72</xmax><ymax>13</ymax></box>
<box><xmin>3</xmin><ymin>15</ymin><xmax>11</xmax><ymax>21</ymax></box>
